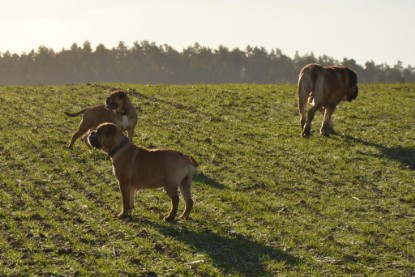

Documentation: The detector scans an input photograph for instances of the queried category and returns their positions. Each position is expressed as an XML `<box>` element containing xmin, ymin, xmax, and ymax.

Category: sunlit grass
<box><xmin>0</xmin><ymin>83</ymin><xmax>414</xmax><ymax>276</ymax></box>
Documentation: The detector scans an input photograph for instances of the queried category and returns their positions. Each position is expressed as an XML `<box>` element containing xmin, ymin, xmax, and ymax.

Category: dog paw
<box><xmin>302</xmin><ymin>126</ymin><xmax>311</xmax><ymax>138</ymax></box>
<box><xmin>117</xmin><ymin>213</ymin><xmax>129</xmax><ymax>219</ymax></box>
<box><xmin>178</xmin><ymin>212</ymin><xmax>190</xmax><ymax>220</ymax></box>
<box><xmin>329</xmin><ymin>128</ymin><xmax>338</xmax><ymax>135</ymax></box>
<box><xmin>301</xmin><ymin>131</ymin><xmax>311</xmax><ymax>138</ymax></box>
<box><xmin>320</xmin><ymin>130</ymin><xmax>330</xmax><ymax>137</ymax></box>
<box><xmin>163</xmin><ymin>216</ymin><xmax>175</xmax><ymax>222</ymax></box>
<box><xmin>320</xmin><ymin>127</ymin><xmax>331</xmax><ymax>137</ymax></box>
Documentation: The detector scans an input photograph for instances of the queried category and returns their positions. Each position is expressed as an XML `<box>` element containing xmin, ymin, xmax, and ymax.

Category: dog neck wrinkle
<box><xmin>109</xmin><ymin>138</ymin><xmax>130</xmax><ymax>158</ymax></box>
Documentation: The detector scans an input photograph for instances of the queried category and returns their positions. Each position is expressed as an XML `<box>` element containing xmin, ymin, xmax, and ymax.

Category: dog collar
<box><xmin>109</xmin><ymin>138</ymin><xmax>130</xmax><ymax>158</ymax></box>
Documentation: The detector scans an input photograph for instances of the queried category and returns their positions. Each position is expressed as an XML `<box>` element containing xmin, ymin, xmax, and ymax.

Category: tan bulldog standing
<box><xmin>88</xmin><ymin>123</ymin><xmax>198</xmax><ymax>221</ymax></box>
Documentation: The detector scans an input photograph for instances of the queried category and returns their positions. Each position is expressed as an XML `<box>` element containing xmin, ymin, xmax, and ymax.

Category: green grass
<box><xmin>0</xmin><ymin>83</ymin><xmax>414</xmax><ymax>276</ymax></box>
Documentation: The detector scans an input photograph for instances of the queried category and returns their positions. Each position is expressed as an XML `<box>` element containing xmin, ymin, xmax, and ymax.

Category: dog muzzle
<box><xmin>88</xmin><ymin>131</ymin><xmax>101</xmax><ymax>149</ymax></box>
<box><xmin>106</xmin><ymin>97</ymin><xmax>118</xmax><ymax>110</ymax></box>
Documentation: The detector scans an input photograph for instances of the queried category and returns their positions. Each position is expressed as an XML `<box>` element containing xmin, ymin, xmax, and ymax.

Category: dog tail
<box><xmin>187</xmin><ymin>155</ymin><xmax>199</xmax><ymax>168</ymax></box>
<box><xmin>297</xmin><ymin>68</ymin><xmax>310</xmax><ymax>117</ymax></box>
<box><xmin>65</xmin><ymin>109</ymin><xmax>87</xmax><ymax>117</ymax></box>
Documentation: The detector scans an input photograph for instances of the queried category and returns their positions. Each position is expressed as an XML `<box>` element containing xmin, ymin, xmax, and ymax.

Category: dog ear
<box><xmin>347</xmin><ymin>69</ymin><xmax>359</xmax><ymax>101</ymax></box>
<box><xmin>109</xmin><ymin>90</ymin><xmax>126</xmax><ymax>99</ymax></box>
<box><xmin>116</xmin><ymin>91</ymin><xmax>127</xmax><ymax>99</ymax></box>
<box><xmin>348</xmin><ymin>69</ymin><xmax>358</xmax><ymax>88</ymax></box>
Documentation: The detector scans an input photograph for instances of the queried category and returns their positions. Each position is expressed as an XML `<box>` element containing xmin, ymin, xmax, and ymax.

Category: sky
<box><xmin>0</xmin><ymin>0</ymin><xmax>414</xmax><ymax>67</ymax></box>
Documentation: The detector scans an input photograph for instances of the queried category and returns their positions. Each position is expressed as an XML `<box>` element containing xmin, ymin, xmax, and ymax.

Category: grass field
<box><xmin>0</xmin><ymin>83</ymin><xmax>414</xmax><ymax>276</ymax></box>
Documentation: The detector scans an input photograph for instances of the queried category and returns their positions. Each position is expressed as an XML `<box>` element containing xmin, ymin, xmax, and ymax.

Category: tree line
<box><xmin>0</xmin><ymin>41</ymin><xmax>414</xmax><ymax>85</ymax></box>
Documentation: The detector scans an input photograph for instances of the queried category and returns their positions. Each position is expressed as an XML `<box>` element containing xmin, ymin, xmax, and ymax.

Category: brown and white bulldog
<box><xmin>297</xmin><ymin>63</ymin><xmax>358</xmax><ymax>138</ymax></box>
<box><xmin>65</xmin><ymin>91</ymin><xmax>138</xmax><ymax>149</ymax></box>
<box><xmin>88</xmin><ymin>123</ymin><xmax>198</xmax><ymax>221</ymax></box>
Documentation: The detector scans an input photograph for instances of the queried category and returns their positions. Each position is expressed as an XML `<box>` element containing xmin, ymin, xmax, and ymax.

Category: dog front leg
<box><xmin>118</xmin><ymin>183</ymin><xmax>134</xmax><ymax>219</ymax></box>
<box><xmin>82</xmin><ymin>135</ymin><xmax>93</xmax><ymax>149</ymax></box>
<box><xmin>127</xmin><ymin>127</ymin><xmax>134</xmax><ymax>141</ymax></box>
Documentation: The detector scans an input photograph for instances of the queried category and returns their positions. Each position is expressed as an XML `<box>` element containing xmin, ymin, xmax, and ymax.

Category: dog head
<box><xmin>88</xmin><ymin>123</ymin><xmax>126</xmax><ymax>154</ymax></box>
<box><xmin>88</xmin><ymin>130</ymin><xmax>101</xmax><ymax>149</ymax></box>
<box><xmin>106</xmin><ymin>91</ymin><xmax>127</xmax><ymax>112</ymax></box>
<box><xmin>347</xmin><ymin>69</ymin><xmax>359</xmax><ymax>102</ymax></box>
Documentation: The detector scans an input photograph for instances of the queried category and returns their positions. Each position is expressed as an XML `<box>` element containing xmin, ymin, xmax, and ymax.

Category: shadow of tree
<box><xmin>147</xmin><ymin>221</ymin><xmax>299</xmax><ymax>276</ymax></box>
<box><xmin>342</xmin><ymin>135</ymin><xmax>415</xmax><ymax>170</ymax></box>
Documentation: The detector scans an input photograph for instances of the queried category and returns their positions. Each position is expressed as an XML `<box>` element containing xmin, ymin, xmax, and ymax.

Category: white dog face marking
<box><xmin>121</xmin><ymin>115</ymin><xmax>129</xmax><ymax>128</ymax></box>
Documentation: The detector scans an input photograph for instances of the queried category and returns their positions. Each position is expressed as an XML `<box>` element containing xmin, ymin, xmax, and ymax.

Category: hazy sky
<box><xmin>1</xmin><ymin>0</ymin><xmax>414</xmax><ymax>66</ymax></box>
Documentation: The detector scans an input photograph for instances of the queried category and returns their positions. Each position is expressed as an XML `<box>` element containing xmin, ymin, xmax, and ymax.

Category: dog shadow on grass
<box><xmin>193</xmin><ymin>172</ymin><xmax>226</xmax><ymax>190</ymax></box>
<box><xmin>146</xmin><ymin>221</ymin><xmax>299</xmax><ymax>276</ymax></box>
<box><xmin>342</xmin><ymin>135</ymin><xmax>415</xmax><ymax>170</ymax></box>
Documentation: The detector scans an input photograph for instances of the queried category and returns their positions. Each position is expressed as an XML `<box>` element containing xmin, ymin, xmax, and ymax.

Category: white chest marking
<box><xmin>121</xmin><ymin>115</ymin><xmax>129</xmax><ymax>128</ymax></box>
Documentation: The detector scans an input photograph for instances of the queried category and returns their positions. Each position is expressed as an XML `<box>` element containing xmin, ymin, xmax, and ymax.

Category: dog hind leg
<box><xmin>319</xmin><ymin>107</ymin><xmax>335</xmax><ymax>134</ymax></box>
<box><xmin>179</xmin><ymin>175</ymin><xmax>194</xmax><ymax>220</ymax></box>
<box><xmin>297</xmin><ymin>72</ymin><xmax>313</xmax><ymax>136</ymax></box>
<box><xmin>303</xmin><ymin>105</ymin><xmax>320</xmax><ymax>138</ymax></box>
<box><xmin>68</xmin><ymin>120</ymin><xmax>91</xmax><ymax>149</ymax></box>
<box><xmin>302</xmin><ymin>75</ymin><xmax>325</xmax><ymax>138</ymax></box>
<box><xmin>298</xmin><ymin>77</ymin><xmax>308</xmax><ymax>131</ymax></box>
<box><xmin>68</xmin><ymin>128</ymin><xmax>86</xmax><ymax>149</ymax></box>
<box><xmin>320</xmin><ymin>104</ymin><xmax>336</xmax><ymax>136</ymax></box>
<box><xmin>164</xmin><ymin>186</ymin><xmax>179</xmax><ymax>222</ymax></box>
